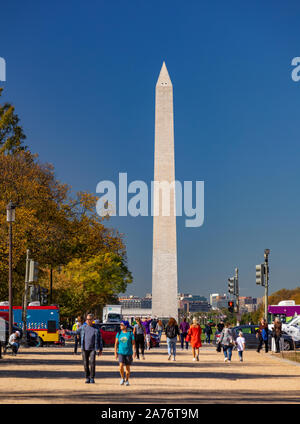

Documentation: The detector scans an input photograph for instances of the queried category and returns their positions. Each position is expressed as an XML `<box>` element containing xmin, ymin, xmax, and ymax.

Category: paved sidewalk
<box><xmin>0</xmin><ymin>342</ymin><xmax>299</xmax><ymax>403</ymax></box>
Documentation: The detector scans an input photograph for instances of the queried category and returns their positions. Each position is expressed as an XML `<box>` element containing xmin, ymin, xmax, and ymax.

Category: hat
<box><xmin>15</xmin><ymin>331</ymin><xmax>20</xmax><ymax>336</ymax></box>
<box><xmin>120</xmin><ymin>320</ymin><xmax>129</xmax><ymax>328</ymax></box>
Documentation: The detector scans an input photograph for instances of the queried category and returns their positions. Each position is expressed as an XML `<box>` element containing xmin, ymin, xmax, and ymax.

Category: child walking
<box><xmin>236</xmin><ymin>331</ymin><xmax>246</xmax><ymax>362</ymax></box>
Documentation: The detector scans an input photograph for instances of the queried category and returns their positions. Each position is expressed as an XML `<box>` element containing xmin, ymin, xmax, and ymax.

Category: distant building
<box><xmin>210</xmin><ymin>293</ymin><xmax>229</xmax><ymax>310</ymax></box>
<box><xmin>182</xmin><ymin>301</ymin><xmax>211</xmax><ymax>313</ymax></box>
<box><xmin>118</xmin><ymin>296</ymin><xmax>152</xmax><ymax>309</ymax></box>
<box><xmin>178</xmin><ymin>294</ymin><xmax>210</xmax><ymax>313</ymax></box>
<box><xmin>239</xmin><ymin>296</ymin><xmax>258</xmax><ymax>313</ymax></box>
<box><xmin>118</xmin><ymin>295</ymin><xmax>152</xmax><ymax>320</ymax></box>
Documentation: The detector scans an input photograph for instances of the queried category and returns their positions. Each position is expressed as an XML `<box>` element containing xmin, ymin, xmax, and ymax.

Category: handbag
<box><xmin>216</xmin><ymin>343</ymin><xmax>222</xmax><ymax>352</ymax></box>
<box><xmin>185</xmin><ymin>334</ymin><xmax>191</xmax><ymax>342</ymax></box>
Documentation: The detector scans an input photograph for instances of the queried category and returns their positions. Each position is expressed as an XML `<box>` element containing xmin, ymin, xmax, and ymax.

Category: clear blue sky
<box><xmin>1</xmin><ymin>1</ymin><xmax>300</xmax><ymax>300</ymax></box>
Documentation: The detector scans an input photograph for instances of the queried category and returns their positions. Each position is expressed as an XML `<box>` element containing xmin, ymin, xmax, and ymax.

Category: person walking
<box><xmin>272</xmin><ymin>317</ymin><xmax>282</xmax><ymax>353</ymax></box>
<box><xmin>142</xmin><ymin>317</ymin><xmax>152</xmax><ymax>350</ymax></box>
<box><xmin>236</xmin><ymin>331</ymin><xmax>246</xmax><ymax>362</ymax></box>
<box><xmin>66</xmin><ymin>313</ymin><xmax>103</xmax><ymax>383</ymax></box>
<box><xmin>204</xmin><ymin>322</ymin><xmax>213</xmax><ymax>344</ymax></box>
<box><xmin>72</xmin><ymin>316</ymin><xmax>83</xmax><ymax>355</ymax></box>
<box><xmin>155</xmin><ymin>320</ymin><xmax>164</xmax><ymax>342</ymax></box>
<box><xmin>8</xmin><ymin>330</ymin><xmax>21</xmax><ymax>356</ymax></box>
<box><xmin>219</xmin><ymin>322</ymin><xmax>235</xmax><ymax>363</ymax></box>
<box><xmin>256</xmin><ymin>318</ymin><xmax>269</xmax><ymax>353</ymax></box>
<box><xmin>186</xmin><ymin>318</ymin><xmax>202</xmax><ymax>361</ymax></box>
<box><xmin>179</xmin><ymin>317</ymin><xmax>190</xmax><ymax>350</ymax></box>
<box><xmin>133</xmin><ymin>317</ymin><xmax>146</xmax><ymax>360</ymax></box>
<box><xmin>165</xmin><ymin>318</ymin><xmax>180</xmax><ymax>361</ymax></box>
<box><xmin>115</xmin><ymin>320</ymin><xmax>136</xmax><ymax>386</ymax></box>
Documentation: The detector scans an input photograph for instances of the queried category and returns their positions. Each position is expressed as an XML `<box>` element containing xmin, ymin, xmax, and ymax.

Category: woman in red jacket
<box><xmin>187</xmin><ymin>318</ymin><xmax>202</xmax><ymax>361</ymax></box>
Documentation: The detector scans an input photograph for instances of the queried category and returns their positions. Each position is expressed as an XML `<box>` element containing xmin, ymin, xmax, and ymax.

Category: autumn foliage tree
<box><xmin>0</xmin><ymin>87</ymin><xmax>26</xmax><ymax>154</ymax></box>
<box><xmin>0</xmin><ymin>88</ymin><xmax>132</xmax><ymax>315</ymax></box>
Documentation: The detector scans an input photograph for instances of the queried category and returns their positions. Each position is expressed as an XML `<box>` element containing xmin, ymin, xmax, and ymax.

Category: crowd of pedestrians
<box><xmin>8</xmin><ymin>312</ymin><xmax>284</xmax><ymax>385</ymax></box>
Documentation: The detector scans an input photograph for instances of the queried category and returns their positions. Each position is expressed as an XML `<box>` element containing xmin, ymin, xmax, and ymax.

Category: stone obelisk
<box><xmin>152</xmin><ymin>62</ymin><xmax>178</xmax><ymax>321</ymax></box>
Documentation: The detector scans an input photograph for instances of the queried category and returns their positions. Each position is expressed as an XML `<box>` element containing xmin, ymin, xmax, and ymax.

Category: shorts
<box><xmin>118</xmin><ymin>354</ymin><xmax>133</xmax><ymax>365</ymax></box>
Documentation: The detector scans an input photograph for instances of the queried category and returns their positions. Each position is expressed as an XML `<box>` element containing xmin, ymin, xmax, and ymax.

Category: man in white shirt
<box><xmin>8</xmin><ymin>330</ymin><xmax>21</xmax><ymax>355</ymax></box>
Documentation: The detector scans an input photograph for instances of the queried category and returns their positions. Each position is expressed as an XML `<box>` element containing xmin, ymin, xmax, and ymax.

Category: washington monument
<box><xmin>152</xmin><ymin>62</ymin><xmax>178</xmax><ymax>321</ymax></box>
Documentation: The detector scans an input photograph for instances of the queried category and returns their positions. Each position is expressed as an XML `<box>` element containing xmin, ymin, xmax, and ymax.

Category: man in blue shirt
<box><xmin>115</xmin><ymin>320</ymin><xmax>136</xmax><ymax>386</ymax></box>
<box><xmin>67</xmin><ymin>313</ymin><xmax>103</xmax><ymax>384</ymax></box>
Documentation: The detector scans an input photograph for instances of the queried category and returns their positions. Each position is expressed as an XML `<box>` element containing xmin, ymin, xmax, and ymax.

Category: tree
<box><xmin>268</xmin><ymin>287</ymin><xmax>300</xmax><ymax>306</ymax></box>
<box><xmin>0</xmin><ymin>88</ymin><xmax>26</xmax><ymax>154</ymax></box>
<box><xmin>51</xmin><ymin>253</ymin><xmax>132</xmax><ymax>318</ymax></box>
<box><xmin>0</xmin><ymin>91</ymin><xmax>132</xmax><ymax>308</ymax></box>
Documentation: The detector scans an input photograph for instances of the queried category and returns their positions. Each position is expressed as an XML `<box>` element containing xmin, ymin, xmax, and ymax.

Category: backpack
<box><xmin>262</xmin><ymin>328</ymin><xmax>268</xmax><ymax>341</ymax></box>
<box><xmin>166</xmin><ymin>325</ymin><xmax>177</xmax><ymax>339</ymax></box>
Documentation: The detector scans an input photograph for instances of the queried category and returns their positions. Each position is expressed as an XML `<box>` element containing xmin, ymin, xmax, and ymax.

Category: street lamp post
<box><xmin>6</xmin><ymin>201</ymin><xmax>16</xmax><ymax>337</ymax></box>
<box><xmin>264</xmin><ymin>249</ymin><xmax>270</xmax><ymax>321</ymax></box>
<box><xmin>22</xmin><ymin>249</ymin><xmax>30</xmax><ymax>346</ymax></box>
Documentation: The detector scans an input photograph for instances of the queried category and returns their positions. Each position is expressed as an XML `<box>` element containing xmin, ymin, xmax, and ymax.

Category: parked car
<box><xmin>94</xmin><ymin>323</ymin><xmax>121</xmax><ymax>347</ymax></box>
<box><xmin>26</xmin><ymin>329</ymin><xmax>39</xmax><ymax>346</ymax></box>
<box><xmin>231</xmin><ymin>325</ymin><xmax>299</xmax><ymax>351</ymax></box>
<box><xmin>94</xmin><ymin>323</ymin><xmax>160</xmax><ymax>348</ymax></box>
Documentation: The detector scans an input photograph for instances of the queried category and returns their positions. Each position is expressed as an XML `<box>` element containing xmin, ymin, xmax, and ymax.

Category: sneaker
<box><xmin>90</xmin><ymin>378</ymin><xmax>95</xmax><ymax>383</ymax></box>
<box><xmin>125</xmin><ymin>380</ymin><xmax>130</xmax><ymax>386</ymax></box>
<box><xmin>227</xmin><ymin>360</ymin><xmax>231</xmax><ymax>363</ymax></box>
<box><xmin>193</xmin><ymin>357</ymin><xmax>196</xmax><ymax>361</ymax></box>
<box><xmin>142</xmin><ymin>355</ymin><xmax>145</xmax><ymax>360</ymax></box>
<box><xmin>168</xmin><ymin>355</ymin><xmax>171</xmax><ymax>360</ymax></box>
<box><xmin>239</xmin><ymin>358</ymin><xmax>243</xmax><ymax>362</ymax></box>
<box><xmin>196</xmin><ymin>356</ymin><xmax>199</xmax><ymax>361</ymax></box>
<box><xmin>172</xmin><ymin>357</ymin><xmax>176</xmax><ymax>361</ymax></box>
<box><xmin>136</xmin><ymin>357</ymin><xmax>140</xmax><ymax>360</ymax></box>
<box><xmin>85</xmin><ymin>378</ymin><xmax>90</xmax><ymax>383</ymax></box>
<box><xmin>120</xmin><ymin>378</ymin><xmax>125</xmax><ymax>385</ymax></box>
<box><xmin>224</xmin><ymin>358</ymin><xmax>228</xmax><ymax>362</ymax></box>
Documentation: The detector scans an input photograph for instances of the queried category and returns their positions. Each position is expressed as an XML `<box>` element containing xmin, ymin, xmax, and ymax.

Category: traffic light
<box><xmin>228</xmin><ymin>301</ymin><xmax>234</xmax><ymax>313</ymax></box>
<box><xmin>29</xmin><ymin>284</ymin><xmax>40</xmax><ymax>302</ymax></box>
<box><xmin>28</xmin><ymin>260</ymin><xmax>39</xmax><ymax>283</ymax></box>
<box><xmin>40</xmin><ymin>287</ymin><xmax>48</xmax><ymax>305</ymax></box>
<box><xmin>228</xmin><ymin>277</ymin><xmax>236</xmax><ymax>295</ymax></box>
<box><xmin>256</xmin><ymin>264</ymin><xmax>265</xmax><ymax>286</ymax></box>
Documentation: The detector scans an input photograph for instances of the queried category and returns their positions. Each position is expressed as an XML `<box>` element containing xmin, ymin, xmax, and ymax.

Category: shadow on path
<box><xmin>1</xmin><ymin>389</ymin><xmax>300</xmax><ymax>404</ymax></box>
<box><xmin>0</xmin><ymin>367</ymin><xmax>297</xmax><ymax>381</ymax></box>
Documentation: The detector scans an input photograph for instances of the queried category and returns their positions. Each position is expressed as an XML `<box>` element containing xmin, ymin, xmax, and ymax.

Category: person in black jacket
<box><xmin>217</xmin><ymin>320</ymin><xmax>225</xmax><ymax>333</ymax></box>
<box><xmin>204</xmin><ymin>323</ymin><xmax>213</xmax><ymax>344</ymax></box>
<box><xmin>165</xmin><ymin>318</ymin><xmax>180</xmax><ymax>361</ymax></box>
